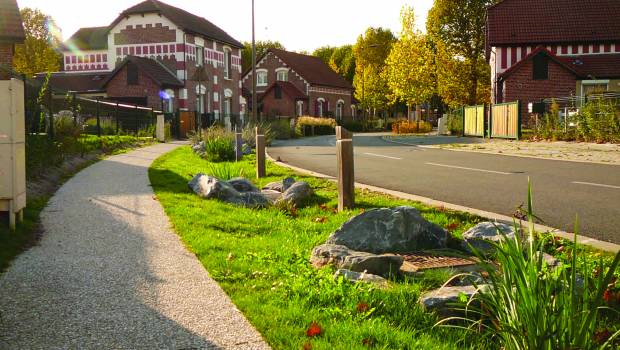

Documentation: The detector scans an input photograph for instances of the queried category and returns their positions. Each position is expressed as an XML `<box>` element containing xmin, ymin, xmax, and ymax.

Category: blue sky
<box><xmin>17</xmin><ymin>0</ymin><xmax>434</xmax><ymax>52</ymax></box>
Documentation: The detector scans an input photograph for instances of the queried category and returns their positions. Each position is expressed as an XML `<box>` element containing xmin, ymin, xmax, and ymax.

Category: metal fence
<box><xmin>1</xmin><ymin>64</ymin><xmax>159</xmax><ymax>139</ymax></box>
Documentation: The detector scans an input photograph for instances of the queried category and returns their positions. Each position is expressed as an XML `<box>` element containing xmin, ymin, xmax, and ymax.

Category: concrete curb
<box><xmin>266</xmin><ymin>150</ymin><xmax>619</xmax><ymax>253</ymax></box>
<box><xmin>382</xmin><ymin>136</ymin><xmax>620</xmax><ymax>166</ymax></box>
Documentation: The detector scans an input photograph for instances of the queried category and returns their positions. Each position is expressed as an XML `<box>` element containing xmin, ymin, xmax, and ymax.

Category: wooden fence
<box><xmin>490</xmin><ymin>101</ymin><xmax>521</xmax><ymax>139</ymax></box>
<box><xmin>463</xmin><ymin>105</ymin><xmax>485</xmax><ymax>137</ymax></box>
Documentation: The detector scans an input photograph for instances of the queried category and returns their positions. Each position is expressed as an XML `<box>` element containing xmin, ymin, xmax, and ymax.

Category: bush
<box><xmin>206</xmin><ymin>162</ymin><xmax>245</xmax><ymax>180</ymax></box>
<box><xmin>296</xmin><ymin>116</ymin><xmax>337</xmax><ymax>136</ymax></box>
<box><xmin>204</xmin><ymin>137</ymin><xmax>235</xmax><ymax>162</ymax></box>
<box><xmin>392</xmin><ymin>120</ymin><xmax>432</xmax><ymax>134</ymax></box>
<box><xmin>268</xmin><ymin>119</ymin><xmax>293</xmax><ymax>140</ymax></box>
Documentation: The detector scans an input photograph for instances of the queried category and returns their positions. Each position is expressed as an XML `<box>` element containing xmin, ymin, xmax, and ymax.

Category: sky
<box><xmin>16</xmin><ymin>0</ymin><xmax>434</xmax><ymax>52</ymax></box>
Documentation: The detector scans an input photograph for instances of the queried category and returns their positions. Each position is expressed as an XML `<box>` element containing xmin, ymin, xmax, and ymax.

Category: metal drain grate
<box><xmin>400</xmin><ymin>253</ymin><xmax>477</xmax><ymax>272</ymax></box>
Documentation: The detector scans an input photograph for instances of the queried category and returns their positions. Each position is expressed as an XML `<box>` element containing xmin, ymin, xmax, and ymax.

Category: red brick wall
<box><xmin>308</xmin><ymin>87</ymin><xmax>352</xmax><ymax>117</ymax></box>
<box><xmin>243</xmin><ymin>52</ymin><xmax>307</xmax><ymax>95</ymax></box>
<box><xmin>503</xmin><ymin>58</ymin><xmax>577</xmax><ymax>111</ymax></box>
<box><xmin>261</xmin><ymin>89</ymin><xmax>298</xmax><ymax>117</ymax></box>
<box><xmin>106</xmin><ymin>64</ymin><xmax>163</xmax><ymax>109</ymax></box>
<box><xmin>0</xmin><ymin>44</ymin><xmax>14</xmax><ymax>80</ymax></box>
<box><xmin>114</xmin><ymin>23</ymin><xmax>176</xmax><ymax>45</ymax></box>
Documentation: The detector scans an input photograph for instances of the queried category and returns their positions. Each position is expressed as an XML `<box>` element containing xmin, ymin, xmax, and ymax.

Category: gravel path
<box><xmin>0</xmin><ymin>143</ymin><xmax>270</xmax><ymax>350</ymax></box>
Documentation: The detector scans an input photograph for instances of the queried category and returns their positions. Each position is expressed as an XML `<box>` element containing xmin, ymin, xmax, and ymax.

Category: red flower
<box><xmin>603</xmin><ymin>289</ymin><xmax>612</xmax><ymax>303</ymax></box>
<box><xmin>357</xmin><ymin>302</ymin><xmax>369</xmax><ymax>313</ymax></box>
<box><xmin>446</xmin><ymin>223</ymin><xmax>459</xmax><ymax>231</ymax></box>
<box><xmin>306</xmin><ymin>322</ymin><xmax>322</xmax><ymax>337</ymax></box>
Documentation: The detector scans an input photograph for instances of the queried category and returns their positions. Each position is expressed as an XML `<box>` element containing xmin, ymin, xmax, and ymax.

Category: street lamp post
<box><xmin>251</xmin><ymin>0</ymin><xmax>257</xmax><ymax>123</ymax></box>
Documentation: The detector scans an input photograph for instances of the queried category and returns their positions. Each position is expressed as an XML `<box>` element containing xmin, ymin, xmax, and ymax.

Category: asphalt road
<box><xmin>268</xmin><ymin>134</ymin><xmax>620</xmax><ymax>244</ymax></box>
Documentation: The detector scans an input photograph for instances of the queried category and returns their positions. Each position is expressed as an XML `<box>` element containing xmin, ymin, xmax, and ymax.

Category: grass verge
<box><xmin>150</xmin><ymin>146</ymin><xmax>491</xmax><ymax>349</ymax></box>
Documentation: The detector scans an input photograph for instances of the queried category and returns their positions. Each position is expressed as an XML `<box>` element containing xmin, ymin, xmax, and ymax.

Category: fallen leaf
<box><xmin>306</xmin><ymin>321</ymin><xmax>322</xmax><ymax>337</ymax></box>
<box><xmin>302</xmin><ymin>342</ymin><xmax>312</xmax><ymax>350</ymax></box>
<box><xmin>356</xmin><ymin>302</ymin><xmax>369</xmax><ymax>313</ymax></box>
<box><xmin>446</xmin><ymin>223</ymin><xmax>459</xmax><ymax>231</ymax></box>
<box><xmin>314</xmin><ymin>217</ymin><xmax>327</xmax><ymax>223</ymax></box>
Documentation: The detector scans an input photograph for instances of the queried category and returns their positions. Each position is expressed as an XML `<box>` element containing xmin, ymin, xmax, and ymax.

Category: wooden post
<box><xmin>336</xmin><ymin>126</ymin><xmax>352</xmax><ymax>140</ymax></box>
<box><xmin>256</xmin><ymin>127</ymin><xmax>266</xmax><ymax>178</ymax></box>
<box><xmin>235</xmin><ymin>127</ymin><xmax>243</xmax><ymax>161</ymax></box>
<box><xmin>96</xmin><ymin>98</ymin><xmax>101</xmax><ymax>137</ymax></box>
<box><xmin>337</xmin><ymin>139</ymin><xmax>355</xmax><ymax>211</ymax></box>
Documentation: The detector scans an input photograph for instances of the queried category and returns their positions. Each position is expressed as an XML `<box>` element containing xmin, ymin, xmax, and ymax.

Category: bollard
<box><xmin>256</xmin><ymin>128</ymin><xmax>266</xmax><ymax>178</ymax></box>
<box><xmin>336</xmin><ymin>126</ymin><xmax>352</xmax><ymax>140</ymax></box>
<box><xmin>235</xmin><ymin>127</ymin><xmax>243</xmax><ymax>161</ymax></box>
<box><xmin>337</xmin><ymin>139</ymin><xmax>355</xmax><ymax>211</ymax></box>
<box><xmin>156</xmin><ymin>114</ymin><xmax>165</xmax><ymax>142</ymax></box>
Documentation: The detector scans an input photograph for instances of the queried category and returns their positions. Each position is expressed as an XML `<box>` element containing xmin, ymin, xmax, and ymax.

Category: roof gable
<box><xmin>263</xmin><ymin>49</ymin><xmax>353</xmax><ymax>90</ymax></box>
<box><xmin>0</xmin><ymin>0</ymin><xmax>25</xmax><ymax>43</ymax></box>
<box><xmin>112</xmin><ymin>0</ymin><xmax>242</xmax><ymax>48</ymax></box>
<box><xmin>499</xmin><ymin>46</ymin><xmax>580</xmax><ymax>80</ymax></box>
<box><xmin>260</xmin><ymin>81</ymin><xmax>307</xmax><ymax>101</ymax></box>
<box><xmin>101</xmin><ymin>56</ymin><xmax>183</xmax><ymax>88</ymax></box>
<box><xmin>63</xmin><ymin>26</ymin><xmax>109</xmax><ymax>51</ymax></box>
<box><xmin>487</xmin><ymin>0</ymin><xmax>620</xmax><ymax>46</ymax></box>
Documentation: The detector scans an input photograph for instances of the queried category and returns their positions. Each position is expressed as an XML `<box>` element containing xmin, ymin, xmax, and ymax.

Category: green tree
<box><xmin>427</xmin><ymin>0</ymin><xmax>493</xmax><ymax>106</ymax></box>
<box><xmin>312</xmin><ymin>46</ymin><xmax>336</xmax><ymax>65</ymax></box>
<box><xmin>241</xmin><ymin>40</ymin><xmax>285</xmax><ymax>72</ymax></box>
<box><xmin>328</xmin><ymin>45</ymin><xmax>356</xmax><ymax>83</ymax></box>
<box><xmin>385</xmin><ymin>6</ymin><xmax>435</xmax><ymax>118</ymax></box>
<box><xmin>353</xmin><ymin>27</ymin><xmax>395</xmax><ymax>116</ymax></box>
<box><xmin>13</xmin><ymin>8</ymin><xmax>61</xmax><ymax>77</ymax></box>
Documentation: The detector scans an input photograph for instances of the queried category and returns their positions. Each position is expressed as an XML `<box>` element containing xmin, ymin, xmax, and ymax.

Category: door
<box><xmin>179</xmin><ymin>111</ymin><xmax>195</xmax><ymax>138</ymax></box>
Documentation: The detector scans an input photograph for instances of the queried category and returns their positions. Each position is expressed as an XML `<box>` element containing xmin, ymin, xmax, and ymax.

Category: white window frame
<box><xmin>196</xmin><ymin>46</ymin><xmax>204</xmax><ymax>67</ymax></box>
<box><xmin>224</xmin><ymin>47</ymin><xmax>232</xmax><ymax>79</ymax></box>
<box><xmin>297</xmin><ymin>101</ymin><xmax>304</xmax><ymax>116</ymax></box>
<box><xmin>276</xmin><ymin>68</ymin><xmax>289</xmax><ymax>82</ymax></box>
<box><xmin>257</xmin><ymin>69</ymin><xmax>268</xmax><ymax>87</ymax></box>
<box><xmin>317</xmin><ymin>98</ymin><xmax>325</xmax><ymax>117</ymax></box>
<box><xmin>336</xmin><ymin>99</ymin><xmax>344</xmax><ymax>119</ymax></box>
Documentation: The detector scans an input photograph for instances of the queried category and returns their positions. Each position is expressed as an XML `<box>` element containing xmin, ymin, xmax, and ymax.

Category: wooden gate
<box><xmin>463</xmin><ymin>104</ymin><xmax>485</xmax><ymax>137</ymax></box>
<box><xmin>490</xmin><ymin>101</ymin><xmax>521</xmax><ymax>139</ymax></box>
<box><xmin>179</xmin><ymin>111</ymin><xmax>196</xmax><ymax>138</ymax></box>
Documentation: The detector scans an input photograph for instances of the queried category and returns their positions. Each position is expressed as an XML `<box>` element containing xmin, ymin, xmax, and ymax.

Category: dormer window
<box><xmin>533</xmin><ymin>52</ymin><xmax>548</xmax><ymax>80</ymax></box>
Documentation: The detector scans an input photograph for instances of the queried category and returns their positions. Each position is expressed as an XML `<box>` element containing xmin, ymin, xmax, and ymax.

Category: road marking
<box><xmin>425</xmin><ymin>162</ymin><xmax>514</xmax><ymax>175</ymax></box>
<box><xmin>572</xmin><ymin>181</ymin><xmax>620</xmax><ymax>190</ymax></box>
<box><xmin>363</xmin><ymin>152</ymin><xmax>403</xmax><ymax>160</ymax></box>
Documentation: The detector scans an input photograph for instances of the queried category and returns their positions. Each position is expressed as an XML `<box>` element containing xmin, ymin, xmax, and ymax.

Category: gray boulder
<box><xmin>277</xmin><ymin>181</ymin><xmax>313</xmax><ymax>207</ymax></box>
<box><xmin>227</xmin><ymin>177</ymin><xmax>259</xmax><ymax>193</ymax></box>
<box><xmin>420</xmin><ymin>285</ymin><xmax>489</xmax><ymax>312</ymax></box>
<box><xmin>236</xmin><ymin>192</ymin><xmax>270</xmax><ymax>208</ymax></box>
<box><xmin>263</xmin><ymin>177</ymin><xmax>296</xmax><ymax>192</ymax></box>
<box><xmin>188</xmin><ymin>174</ymin><xmax>269</xmax><ymax>208</ymax></box>
<box><xmin>261</xmin><ymin>189</ymin><xmax>283</xmax><ymax>203</ymax></box>
<box><xmin>326</xmin><ymin>206</ymin><xmax>448</xmax><ymax>254</ymax></box>
<box><xmin>310</xmin><ymin>244</ymin><xmax>403</xmax><ymax>277</ymax></box>
<box><xmin>334</xmin><ymin>269</ymin><xmax>388</xmax><ymax>287</ymax></box>
<box><xmin>461</xmin><ymin>222</ymin><xmax>517</xmax><ymax>254</ymax></box>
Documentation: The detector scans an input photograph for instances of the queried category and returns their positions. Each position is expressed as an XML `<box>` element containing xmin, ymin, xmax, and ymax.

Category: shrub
<box><xmin>446</xmin><ymin>112</ymin><xmax>463</xmax><ymax>135</ymax></box>
<box><xmin>392</xmin><ymin>120</ymin><xmax>432</xmax><ymax>134</ymax></box>
<box><xmin>268</xmin><ymin>119</ymin><xmax>293</xmax><ymax>140</ymax></box>
<box><xmin>206</xmin><ymin>162</ymin><xmax>245</xmax><ymax>180</ymax></box>
<box><xmin>296</xmin><ymin>116</ymin><xmax>337</xmax><ymax>136</ymax></box>
<box><xmin>204</xmin><ymin>137</ymin><xmax>235</xmax><ymax>162</ymax></box>
<box><xmin>440</xmin><ymin>183</ymin><xmax>620</xmax><ymax>349</ymax></box>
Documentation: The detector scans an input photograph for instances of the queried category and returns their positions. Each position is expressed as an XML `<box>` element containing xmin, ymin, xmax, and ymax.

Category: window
<box><xmin>164</xmin><ymin>97</ymin><xmax>174</xmax><ymax>113</ymax></box>
<box><xmin>127</xmin><ymin>62</ymin><xmax>138</xmax><ymax>85</ymax></box>
<box><xmin>297</xmin><ymin>101</ymin><xmax>304</xmax><ymax>116</ymax></box>
<box><xmin>223</xmin><ymin>98</ymin><xmax>232</xmax><ymax>117</ymax></box>
<box><xmin>316</xmin><ymin>98</ymin><xmax>324</xmax><ymax>117</ymax></box>
<box><xmin>196</xmin><ymin>46</ymin><xmax>204</xmax><ymax>67</ymax></box>
<box><xmin>224</xmin><ymin>49</ymin><xmax>232</xmax><ymax>79</ymax></box>
<box><xmin>582</xmin><ymin>81</ymin><xmax>609</xmax><ymax>97</ymax></box>
<box><xmin>336</xmin><ymin>101</ymin><xmax>344</xmax><ymax>119</ymax></box>
<box><xmin>196</xmin><ymin>94</ymin><xmax>205</xmax><ymax>114</ymax></box>
<box><xmin>276</xmin><ymin>70</ymin><xmax>288</xmax><ymax>81</ymax></box>
<box><xmin>533</xmin><ymin>53</ymin><xmax>548</xmax><ymax>80</ymax></box>
<box><xmin>257</xmin><ymin>71</ymin><xmax>268</xmax><ymax>86</ymax></box>
<box><xmin>274</xmin><ymin>85</ymin><xmax>282</xmax><ymax>99</ymax></box>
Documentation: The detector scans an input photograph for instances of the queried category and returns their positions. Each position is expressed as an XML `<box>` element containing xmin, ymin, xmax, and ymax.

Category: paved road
<box><xmin>268</xmin><ymin>134</ymin><xmax>620</xmax><ymax>244</ymax></box>
<box><xmin>0</xmin><ymin>143</ymin><xmax>269</xmax><ymax>349</ymax></box>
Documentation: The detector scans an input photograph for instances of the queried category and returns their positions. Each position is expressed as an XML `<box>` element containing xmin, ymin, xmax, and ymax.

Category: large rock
<box><xmin>420</xmin><ymin>285</ymin><xmax>489</xmax><ymax>312</ymax></box>
<box><xmin>277</xmin><ymin>181</ymin><xmax>313</xmax><ymax>207</ymax></box>
<box><xmin>326</xmin><ymin>207</ymin><xmax>448</xmax><ymax>254</ymax></box>
<box><xmin>310</xmin><ymin>244</ymin><xmax>403</xmax><ymax>277</ymax></box>
<box><xmin>263</xmin><ymin>177</ymin><xmax>296</xmax><ymax>192</ymax></box>
<box><xmin>227</xmin><ymin>177</ymin><xmax>259</xmax><ymax>193</ymax></box>
<box><xmin>188</xmin><ymin>174</ymin><xmax>269</xmax><ymax>208</ymax></box>
<box><xmin>334</xmin><ymin>269</ymin><xmax>388</xmax><ymax>287</ymax></box>
<box><xmin>261</xmin><ymin>189</ymin><xmax>283</xmax><ymax>203</ymax></box>
<box><xmin>461</xmin><ymin>222</ymin><xmax>517</xmax><ymax>254</ymax></box>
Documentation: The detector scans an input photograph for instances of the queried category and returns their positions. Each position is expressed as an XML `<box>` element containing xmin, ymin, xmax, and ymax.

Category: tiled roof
<box><xmin>113</xmin><ymin>0</ymin><xmax>242</xmax><ymax>48</ymax></box>
<box><xmin>0</xmin><ymin>0</ymin><xmax>24</xmax><ymax>43</ymax></box>
<box><xmin>260</xmin><ymin>81</ymin><xmax>308</xmax><ymax>101</ymax></box>
<box><xmin>35</xmin><ymin>72</ymin><xmax>108</xmax><ymax>93</ymax></box>
<box><xmin>266</xmin><ymin>49</ymin><xmax>353</xmax><ymax>90</ymax></box>
<box><xmin>62</xmin><ymin>27</ymin><xmax>109</xmax><ymax>51</ymax></box>
<box><xmin>487</xmin><ymin>0</ymin><xmax>620</xmax><ymax>46</ymax></box>
<box><xmin>499</xmin><ymin>46</ymin><xmax>620</xmax><ymax>80</ymax></box>
<box><xmin>102</xmin><ymin>56</ymin><xmax>183</xmax><ymax>87</ymax></box>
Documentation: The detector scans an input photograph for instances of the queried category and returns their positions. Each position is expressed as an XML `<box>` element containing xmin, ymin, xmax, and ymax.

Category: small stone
<box><xmin>333</xmin><ymin>269</ymin><xmax>388</xmax><ymax>287</ymax></box>
<box><xmin>461</xmin><ymin>222</ymin><xmax>517</xmax><ymax>254</ymax></box>
<box><xmin>326</xmin><ymin>206</ymin><xmax>448</xmax><ymax>254</ymax></box>
<box><xmin>310</xmin><ymin>244</ymin><xmax>403</xmax><ymax>277</ymax></box>
<box><xmin>263</xmin><ymin>177</ymin><xmax>296</xmax><ymax>192</ymax></box>
<box><xmin>188</xmin><ymin>174</ymin><xmax>269</xmax><ymax>208</ymax></box>
<box><xmin>420</xmin><ymin>285</ymin><xmax>489</xmax><ymax>312</ymax></box>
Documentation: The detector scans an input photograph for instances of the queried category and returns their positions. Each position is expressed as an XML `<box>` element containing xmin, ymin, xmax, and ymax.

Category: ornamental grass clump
<box><xmin>296</xmin><ymin>116</ymin><xmax>337</xmax><ymax>136</ymax></box>
<box><xmin>206</xmin><ymin>163</ymin><xmax>245</xmax><ymax>181</ymax></box>
<box><xmin>392</xmin><ymin>120</ymin><xmax>432</xmax><ymax>134</ymax></box>
<box><xmin>439</xmin><ymin>181</ymin><xmax>620</xmax><ymax>349</ymax></box>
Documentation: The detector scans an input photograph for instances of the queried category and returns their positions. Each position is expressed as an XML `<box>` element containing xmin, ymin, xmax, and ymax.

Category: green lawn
<box><xmin>149</xmin><ymin>146</ymin><xmax>490</xmax><ymax>349</ymax></box>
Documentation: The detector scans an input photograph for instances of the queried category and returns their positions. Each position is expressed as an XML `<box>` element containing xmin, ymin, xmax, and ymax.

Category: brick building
<box><xmin>487</xmin><ymin>0</ymin><xmax>620</xmax><ymax>109</ymax></box>
<box><xmin>0</xmin><ymin>0</ymin><xmax>25</xmax><ymax>79</ymax></box>
<box><xmin>242</xmin><ymin>48</ymin><xmax>355</xmax><ymax>119</ymax></box>
<box><xmin>58</xmin><ymin>0</ymin><xmax>244</xmax><ymax>125</ymax></box>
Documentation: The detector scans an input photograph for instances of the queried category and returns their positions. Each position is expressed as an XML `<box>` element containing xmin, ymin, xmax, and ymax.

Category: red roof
<box><xmin>0</xmin><ymin>0</ymin><xmax>24</xmax><ymax>43</ymax></box>
<box><xmin>265</xmin><ymin>48</ymin><xmax>353</xmax><ymax>90</ymax></box>
<box><xmin>62</xmin><ymin>26</ymin><xmax>108</xmax><ymax>51</ymax></box>
<box><xmin>35</xmin><ymin>72</ymin><xmax>108</xmax><ymax>93</ymax></box>
<box><xmin>101</xmin><ymin>56</ymin><xmax>183</xmax><ymax>88</ymax></box>
<box><xmin>487</xmin><ymin>0</ymin><xmax>620</xmax><ymax>46</ymax></box>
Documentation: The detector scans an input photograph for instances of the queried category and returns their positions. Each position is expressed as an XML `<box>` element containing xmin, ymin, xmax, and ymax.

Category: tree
<box><xmin>312</xmin><ymin>46</ymin><xmax>336</xmax><ymax>65</ymax></box>
<box><xmin>241</xmin><ymin>40</ymin><xmax>285</xmax><ymax>72</ymax></box>
<box><xmin>427</xmin><ymin>0</ymin><xmax>494</xmax><ymax>106</ymax></box>
<box><xmin>353</xmin><ymin>27</ymin><xmax>395</xmax><ymax>116</ymax></box>
<box><xmin>385</xmin><ymin>6</ymin><xmax>435</xmax><ymax>118</ymax></box>
<box><xmin>13</xmin><ymin>8</ymin><xmax>61</xmax><ymax>77</ymax></box>
<box><xmin>328</xmin><ymin>45</ymin><xmax>356</xmax><ymax>83</ymax></box>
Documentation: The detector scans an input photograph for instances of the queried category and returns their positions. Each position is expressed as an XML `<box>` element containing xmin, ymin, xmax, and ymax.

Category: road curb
<box><xmin>381</xmin><ymin>136</ymin><xmax>620</xmax><ymax>166</ymax></box>
<box><xmin>266</xmin><ymin>150</ymin><xmax>619</xmax><ymax>253</ymax></box>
